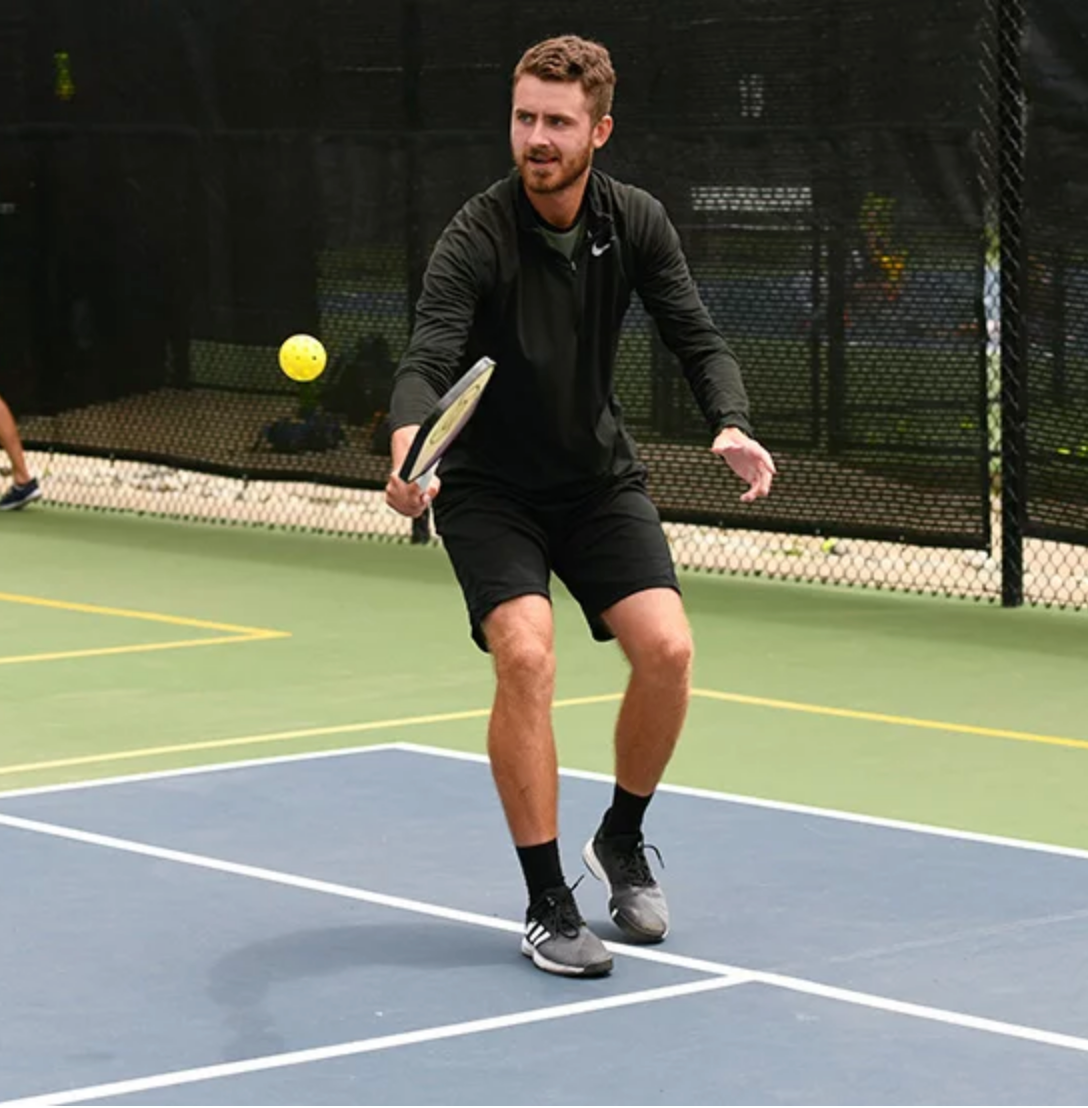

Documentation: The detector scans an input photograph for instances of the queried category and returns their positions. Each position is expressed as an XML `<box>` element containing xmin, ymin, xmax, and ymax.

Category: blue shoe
<box><xmin>0</xmin><ymin>478</ymin><xmax>42</xmax><ymax>511</ymax></box>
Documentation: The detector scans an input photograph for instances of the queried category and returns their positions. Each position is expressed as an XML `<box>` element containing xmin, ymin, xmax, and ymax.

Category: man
<box><xmin>385</xmin><ymin>35</ymin><xmax>775</xmax><ymax>978</ymax></box>
<box><xmin>0</xmin><ymin>393</ymin><xmax>41</xmax><ymax>510</ymax></box>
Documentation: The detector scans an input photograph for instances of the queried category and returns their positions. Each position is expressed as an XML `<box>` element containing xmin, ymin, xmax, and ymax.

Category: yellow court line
<box><xmin>0</xmin><ymin>693</ymin><xmax>624</xmax><ymax>779</ymax></box>
<box><xmin>691</xmin><ymin>688</ymin><xmax>1088</xmax><ymax>753</ymax></box>
<box><xmin>0</xmin><ymin>591</ymin><xmax>282</xmax><ymax>636</ymax></box>
<box><xmin>0</xmin><ymin>631</ymin><xmax>289</xmax><ymax>667</ymax></box>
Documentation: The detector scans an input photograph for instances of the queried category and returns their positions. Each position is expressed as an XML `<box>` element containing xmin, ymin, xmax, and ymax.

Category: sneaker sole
<box><xmin>520</xmin><ymin>938</ymin><xmax>613</xmax><ymax>978</ymax></box>
<box><xmin>582</xmin><ymin>839</ymin><xmax>669</xmax><ymax>944</ymax></box>
<box><xmin>0</xmin><ymin>488</ymin><xmax>42</xmax><ymax>511</ymax></box>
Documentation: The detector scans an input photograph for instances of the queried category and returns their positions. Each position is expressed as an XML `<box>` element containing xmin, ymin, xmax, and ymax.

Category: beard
<box><xmin>516</xmin><ymin>140</ymin><xmax>594</xmax><ymax>195</ymax></box>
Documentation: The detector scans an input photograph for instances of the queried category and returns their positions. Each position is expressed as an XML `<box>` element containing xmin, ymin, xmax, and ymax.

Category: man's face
<box><xmin>511</xmin><ymin>75</ymin><xmax>612</xmax><ymax>198</ymax></box>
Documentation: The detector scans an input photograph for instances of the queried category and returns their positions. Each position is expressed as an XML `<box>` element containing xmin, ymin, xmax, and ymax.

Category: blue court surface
<box><xmin>4</xmin><ymin>744</ymin><xmax>1088</xmax><ymax>1105</ymax></box>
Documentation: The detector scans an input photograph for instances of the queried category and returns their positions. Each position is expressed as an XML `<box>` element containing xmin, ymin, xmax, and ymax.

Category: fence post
<box><xmin>401</xmin><ymin>0</ymin><xmax>432</xmax><ymax>545</ymax></box>
<box><xmin>998</xmin><ymin>0</ymin><xmax>1027</xmax><ymax>607</ymax></box>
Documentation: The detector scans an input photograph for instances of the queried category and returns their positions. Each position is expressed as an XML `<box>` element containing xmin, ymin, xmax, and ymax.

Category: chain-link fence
<box><xmin>1</xmin><ymin>0</ymin><xmax>1085</xmax><ymax>609</ymax></box>
<box><xmin>1018</xmin><ymin>0</ymin><xmax>1088</xmax><ymax>605</ymax></box>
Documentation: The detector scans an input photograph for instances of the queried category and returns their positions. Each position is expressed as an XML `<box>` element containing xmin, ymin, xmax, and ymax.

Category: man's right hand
<box><xmin>385</xmin><ymin>425</ymin><xmax>440</xmax><ymax>518</ymax></box>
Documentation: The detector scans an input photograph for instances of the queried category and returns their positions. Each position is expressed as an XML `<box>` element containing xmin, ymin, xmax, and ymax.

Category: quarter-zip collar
<box><xmin>513</xmin><ymin>168</ymin><xmax>615</xmax><ymax>258</ymax></box>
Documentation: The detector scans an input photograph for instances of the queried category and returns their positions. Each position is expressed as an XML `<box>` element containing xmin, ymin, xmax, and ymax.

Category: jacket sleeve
<box><xmin>631</xmin><ymin>194</ymin><xmax>753</xmax><ymax>437</ymax></box>
<box><xmin>390</xmin><ymin>207</ymin><xmax>493</xmax><ymax>431</ymax></box>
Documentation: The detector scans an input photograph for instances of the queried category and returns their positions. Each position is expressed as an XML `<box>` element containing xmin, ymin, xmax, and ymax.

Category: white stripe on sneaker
<box><xmin>526</xmin><ymin>923</ymin><xmax>552</xmax><ymax>946</ymax></box>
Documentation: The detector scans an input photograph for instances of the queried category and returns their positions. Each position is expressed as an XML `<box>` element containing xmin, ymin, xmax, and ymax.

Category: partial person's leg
<box><xmin>0</xmin><ymin>394</ymin><xmax>41</xmax><ymax>510</ymax></box>
<box><xmin>0</xmin><ymin>394</ymin><xmax>32</xmax><ymax>484</ymax></box>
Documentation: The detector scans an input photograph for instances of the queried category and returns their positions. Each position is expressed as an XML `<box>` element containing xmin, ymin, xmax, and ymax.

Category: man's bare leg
<box><xmin>483</xmin><ymin>594</ymin><xmax>612</xmax><ymax>976</ymax></box>
<box><xmin>607</xmin><ymin>588</ymin><xmax>693</xmax><ymax>798</ymax></box>
<box><xmin>482</xmin><ymin>595</ymin><xmax>559</xmax><ymax>848</ymax></box>
<box><xmin>582</xmin><ymin>587</ymin><xmax>693</xmax><ymax>943</ymax></box>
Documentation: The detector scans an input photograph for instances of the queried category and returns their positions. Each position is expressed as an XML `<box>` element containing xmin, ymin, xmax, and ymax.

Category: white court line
<box><xmin>0</xmin><ymin>976</ymin><xmax>743</xmax><ymax>1107</ymax></box>
<box><xmin>0</xmin><ymin>742</ymin><xmax>403</xmax><ymax>801</ymax></box>
<box><xmin>0</xmin><ymin>812</ymin><xmax>739</xmax><ymax>978</ymax></box>
<box><xmin>5</xmin><ymin>737</ymin><xmax>1088</xmax><ymax>866</ymax></box>
<box><xmin>5</xmin><ymin>810</ymin><xmax>1088</xmax><ymax>1065</ymax></box>
<box><xmin>397</xmin><ymin>742</ymin><xmax>1088</xmax><ymax>865</ymax></box>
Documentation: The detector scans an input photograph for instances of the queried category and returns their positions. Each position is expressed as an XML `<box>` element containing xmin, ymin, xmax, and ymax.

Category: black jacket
<box><xmin>390</xmin><ymin>167</ymin><xmax>752</xmax><ymax>492</ymax></box>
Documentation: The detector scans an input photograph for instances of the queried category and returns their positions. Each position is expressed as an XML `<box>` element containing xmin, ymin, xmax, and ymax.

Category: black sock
<box><xmin>601</xmin><ymin>784</ymin><xmax>653</xmax><ymax>838</ymax></box>
<box><xmin>516</xmin><ymin>839</ymin><xmax>565</xmax><ymax>905</ymax></box>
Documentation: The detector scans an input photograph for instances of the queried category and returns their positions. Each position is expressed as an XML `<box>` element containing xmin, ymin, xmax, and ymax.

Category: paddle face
<box><xmin>398</xmin><ymin>356</ymin><xmax>496</xmax><ymax>488</ymax></box>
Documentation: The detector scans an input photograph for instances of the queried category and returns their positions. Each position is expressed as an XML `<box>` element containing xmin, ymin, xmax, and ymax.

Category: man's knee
<box><xmin>645</xmin><ymin>628</ymin><xmax>693</xmax><ymax>679</ymax></box>
<box><xmin>495</xmin><ymin>637</ymin><xmax>556</xmax><ymax>688</ymax></box>
<box><xmin>484</xmin><ymin>596</ymin><xmax>557</xmax><ymax>691</ymax></box>
<box><xmin>623</xmin><ymin>620</ymin><xmax>694</xmax><ymax>683</ymax></box>
<box><xmin>606</xmin><ymin>591</ymin><xmax>694</xmax><ymax>682</ymax></box>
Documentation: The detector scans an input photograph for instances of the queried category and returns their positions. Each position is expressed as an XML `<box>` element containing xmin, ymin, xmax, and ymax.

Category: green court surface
<box><xmin>3</xmin><ymin>506</ymin><xmax>1088</xmax><ymax>850</ymax></box>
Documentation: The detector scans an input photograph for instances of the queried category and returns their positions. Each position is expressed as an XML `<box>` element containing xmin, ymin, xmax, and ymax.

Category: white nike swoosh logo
<box><xmin>591</xmin><ymin>241</ymin><xmax>612</xmax><ymax>257</ymax></box>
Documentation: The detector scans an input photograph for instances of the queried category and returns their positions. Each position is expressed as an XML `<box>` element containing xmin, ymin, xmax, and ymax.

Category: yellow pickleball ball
<box><xmin>279</xmin><ymin>334</ymin><xmax>327</xmax><ymax>382</ymax></box>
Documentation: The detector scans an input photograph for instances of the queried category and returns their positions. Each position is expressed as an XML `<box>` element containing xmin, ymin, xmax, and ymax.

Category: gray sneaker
<box><xmin>521</xmin><ymin>883</ymin><xmax>613</xmax><ymax>977</ymax></box>
<box><xmin>583</xmin><ymin>828</ymin><xmax>669</xmax><ymax>943</ymax></box>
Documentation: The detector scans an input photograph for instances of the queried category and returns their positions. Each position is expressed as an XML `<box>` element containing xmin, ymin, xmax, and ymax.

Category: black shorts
<box><xmin>432</xmin><ymin>473</ymin><xmax>680</xmax><ymax>651</ymax></box>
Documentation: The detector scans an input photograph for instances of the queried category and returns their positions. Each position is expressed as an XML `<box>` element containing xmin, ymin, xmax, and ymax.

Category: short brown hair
<box><xmin>513</xmin><ymin>35</ymin><xmax>616</xmax><ymax>123</ymax></box>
